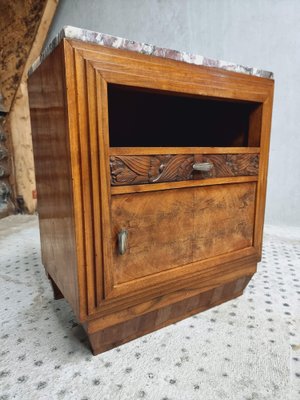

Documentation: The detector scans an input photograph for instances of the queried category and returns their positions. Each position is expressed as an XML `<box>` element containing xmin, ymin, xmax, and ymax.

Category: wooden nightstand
<box><xmin>28</xmin><ymin>27</ymin><xmax>274</xmax><ymax>355</ymax></box>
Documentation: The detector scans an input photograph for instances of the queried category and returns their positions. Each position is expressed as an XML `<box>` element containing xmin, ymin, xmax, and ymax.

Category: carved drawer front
<box><xmin>110</xmin><ymin>182</ymin><xmax>256</xmax><ymax>286</ymax></box>
<box><xmin>110</xmin><ymin>153</ymin><xmax>259</xmax><ymax>186</ymax></box>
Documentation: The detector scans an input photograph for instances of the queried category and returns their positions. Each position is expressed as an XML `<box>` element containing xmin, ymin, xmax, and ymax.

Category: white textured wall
<box><xmin>46</xmin><ymin>0</ymin><xmax>300</xmax><ymax>227</ymax></box>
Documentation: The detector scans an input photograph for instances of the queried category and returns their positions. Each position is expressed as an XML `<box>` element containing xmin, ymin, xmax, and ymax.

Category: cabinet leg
<box><xmin>48</xmin><ymin>275</ymin><xmax>64</xmax><ymax>300</ymax></box>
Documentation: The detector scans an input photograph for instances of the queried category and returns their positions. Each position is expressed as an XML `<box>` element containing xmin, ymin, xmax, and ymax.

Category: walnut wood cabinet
<box><xmin>28</xmin><ymin>34</ymin><xmax>274</xmax><ymax>355</ymax></box>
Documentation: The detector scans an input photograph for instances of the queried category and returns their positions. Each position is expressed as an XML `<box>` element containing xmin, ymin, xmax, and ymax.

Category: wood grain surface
<box><xmin>86</xmin><ymin>274</ymin><xmax>253</xmax><ymax>355</ymax></box>
<box><xmin>28</xmin><ymin>42</ymin><xmax>80</xmax><ymax>317</ymax></box>
<box><xmin>110</xmin><ymin>147</ymin><xmax>261</xmax><ymax>155</ymax></box>
<box><xmin>111</xmin><ymin>182</ymin><xmax>256</xmax><ymax>285</ymax></box>
<box><xmin>28</xmin><ymin>37</ymin><xmax>273</xmax><ymax>355</ymax></box>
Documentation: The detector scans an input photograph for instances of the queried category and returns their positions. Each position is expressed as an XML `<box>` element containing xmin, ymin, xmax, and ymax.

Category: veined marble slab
<box><xmin>29</xmin><ymin>26</ymin><xmax>274</xmax><ymax>79</ymax></box>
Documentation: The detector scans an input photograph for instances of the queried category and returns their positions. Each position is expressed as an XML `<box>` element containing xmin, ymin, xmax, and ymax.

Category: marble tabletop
<box><xmin>29</xmin><ymin>26</ymin><xmax>274</xmax><ymax>79</ymax></box>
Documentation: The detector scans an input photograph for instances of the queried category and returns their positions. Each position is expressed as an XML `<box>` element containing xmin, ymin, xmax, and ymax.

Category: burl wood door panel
<box><xmin>111</xmin><ymin>182</ymin><xmax>256</xmax><ymax>285</ymax></box>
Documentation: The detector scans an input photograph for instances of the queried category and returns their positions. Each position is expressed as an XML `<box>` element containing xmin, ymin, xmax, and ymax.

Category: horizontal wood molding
<box><xmin>109</xmin><ymin>146</ymin><xmax>261</xmax><ymax>155</ymax></box>
<box><xmin>85</xmin><ymin>251</ymin><xmax>257</xmax><ymax>321</ymax></box>
<box><xmin>70</xmin><ymin>40</ymin><xmax>273</xmax><ymax>104</ymax></box>
<box><xmin>106</xmin><ymin>246</ymin><xmax>257</xmax><ymax>300</ymax></box>
<box><xmin>111</xmin><ymin>175</ymin><xmax>258</xmax><ymax>195</ymax></box>
<box><xmin>100</xmin><ymin>68</ymin><xmax>269</xmax><ymax>103</ymax></box>
<box><xmin>71</xmin><ymin>39</ymin><xmax>273</xmax><ymax>85</ymax></box>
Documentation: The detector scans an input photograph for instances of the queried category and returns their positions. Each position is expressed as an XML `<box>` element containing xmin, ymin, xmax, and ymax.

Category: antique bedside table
<box><xmin>28</xmin><ymin>26</ymin><xmax>274</xmax><ymax>355</ymax></box>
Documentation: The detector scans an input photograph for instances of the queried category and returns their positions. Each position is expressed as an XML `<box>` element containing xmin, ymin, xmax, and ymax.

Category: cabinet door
<box><xmin>105</xmin><ymin>182</ymin><xmax>256</xmax><ymax>298</ymax></box>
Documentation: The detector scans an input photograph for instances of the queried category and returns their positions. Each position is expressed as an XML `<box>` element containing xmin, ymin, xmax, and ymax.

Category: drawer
<box><xmin>110</xmin><ymin>153</ymin><xmax>259</xmax><ymax>186</ymax></box>
<box><xmin>106</xmin><ymin>182</ymin><xmax>256</xmax><ymax>294</ymax></box>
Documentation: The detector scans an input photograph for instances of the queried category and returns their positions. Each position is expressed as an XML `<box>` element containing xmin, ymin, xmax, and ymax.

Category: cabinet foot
<box><xmin>85</xmin><ymin>274</ymin><xmax>252</xmax><ymax>355</ymax></box>
<box><xmin>48</xmin><ymin>275</ymin><xmax>64</xmax><ymax>300</ymax></box>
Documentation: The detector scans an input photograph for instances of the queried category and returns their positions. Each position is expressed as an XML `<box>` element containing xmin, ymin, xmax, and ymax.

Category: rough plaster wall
<box><xmin>46</xmin><ymin>0</ymin><xmax>300</xmax><ymax>227</ymax></box>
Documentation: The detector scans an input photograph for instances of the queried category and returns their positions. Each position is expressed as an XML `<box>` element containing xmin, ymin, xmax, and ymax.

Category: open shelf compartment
<box><xmin>107</xmin><ymin>83</ymin><xmax>262</xmax><ymax>148</ymax></box>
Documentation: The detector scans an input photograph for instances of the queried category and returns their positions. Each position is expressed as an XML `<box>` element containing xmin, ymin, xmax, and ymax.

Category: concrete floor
<box><xmin>0</xmin><ymin>215</ymin><xmax>300</xmax><ymax>400</ymax></box>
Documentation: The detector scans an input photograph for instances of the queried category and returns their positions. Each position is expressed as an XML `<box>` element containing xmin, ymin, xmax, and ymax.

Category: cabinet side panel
<box><xmin>28</xmin><ymin>43</ymin><xmax>79</xmax><ymax>316</ymax></box>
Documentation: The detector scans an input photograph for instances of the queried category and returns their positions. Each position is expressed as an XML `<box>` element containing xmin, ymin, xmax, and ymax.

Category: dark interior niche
<box><xmin>108</xmin><ymin>84</ymin><xmax>259</xmax><ymax>147</ymax></box>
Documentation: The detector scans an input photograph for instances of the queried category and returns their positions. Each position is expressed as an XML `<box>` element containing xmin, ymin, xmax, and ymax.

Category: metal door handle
<box><xmin>192</xmin><ymin>162</ymin><xmax>214</xmax><ymax>172</ymax></box>
<box><xmin>118</xmin><ymin>229</ymin><xmax>128</xmax><ymax>255</ymax></box>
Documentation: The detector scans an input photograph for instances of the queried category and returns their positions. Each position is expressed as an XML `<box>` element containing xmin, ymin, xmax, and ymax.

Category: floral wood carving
<box><xmin>110</xmin><ymin>154</ymin><xmax>259</xmax><ymax>186</ymax></box>
<box><xmin>110</xmin><ymin>155</ymin><xmax>194</xmax><ymax>185</ymax></box>
<box><xmin>194</xmin><ymin>154</ymin><xmax>259</xmax><ymax>179</ymax></box>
